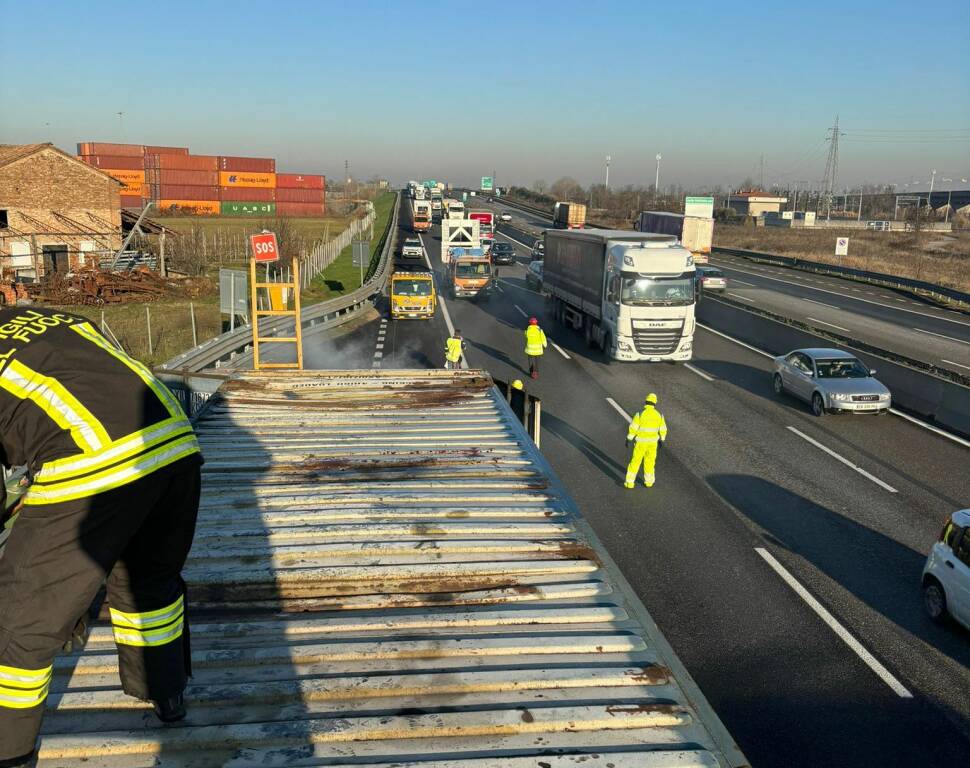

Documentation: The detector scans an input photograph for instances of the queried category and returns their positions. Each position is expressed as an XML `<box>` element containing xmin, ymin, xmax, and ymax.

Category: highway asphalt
<box><xmin>305</xmin><ymin>196</ymin><xmax>970</xmax><ymax>767</ymax></box>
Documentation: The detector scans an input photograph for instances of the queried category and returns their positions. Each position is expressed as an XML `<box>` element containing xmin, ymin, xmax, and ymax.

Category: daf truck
<box><xmin>544</xmin><ymin>229</ymin><xmax>696</xmax><ymax>362</ymax></box>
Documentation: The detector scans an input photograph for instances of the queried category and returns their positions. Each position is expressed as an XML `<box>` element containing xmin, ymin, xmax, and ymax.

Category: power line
<box><xmin>820</xmin><ymin>116</ymin><xmax>843</xmax><ymax>221</ymax></box>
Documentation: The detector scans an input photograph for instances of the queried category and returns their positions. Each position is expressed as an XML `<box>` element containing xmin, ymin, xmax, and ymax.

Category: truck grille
<box><xmin>631</xmin><ymin>319</ymin><xmax>684</xmax><ymax>356</ymax></box>
<box><xmin>851</xmin><ymin>394</ymin><xmax>880</xmax><ymax>402</ymax></box>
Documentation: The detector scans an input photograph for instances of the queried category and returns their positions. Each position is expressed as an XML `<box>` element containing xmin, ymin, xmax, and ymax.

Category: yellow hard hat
<box><xmin>512</xmin><ymin>379</ymin><xmax>524</xmax><ymax>390</ymax></box>
<box><xmin>645</xmin><ymin>393</ymin><xmax>658</xmax><ymax>404</ymax></box>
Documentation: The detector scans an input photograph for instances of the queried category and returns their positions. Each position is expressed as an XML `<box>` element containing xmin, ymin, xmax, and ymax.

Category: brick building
<box><xmin>0</xmin><ymin>143</ymin><xmax>123</xmax><ymax>280</ymax></box>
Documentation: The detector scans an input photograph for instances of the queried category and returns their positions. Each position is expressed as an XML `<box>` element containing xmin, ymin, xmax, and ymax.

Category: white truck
<box><xmin>444</xmin><ymin>199</ymin><xmax>465</xmax><ymax>219</ymax></box>
<box><xmin>544</xmin><ymin>229</ymin><xmax>696</xmax><ymax>362</ymax></box>
<box><xmin>635</xmin><ymin>211</ymin><xmax>713</xmax><ymax>265</ymax></box>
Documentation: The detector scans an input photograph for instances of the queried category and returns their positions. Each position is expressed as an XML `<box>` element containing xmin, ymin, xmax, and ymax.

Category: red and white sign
<box><xmin>250</xmin><ymin>232</ymin><xmax>280</xmax><ymax>263</ymax></box>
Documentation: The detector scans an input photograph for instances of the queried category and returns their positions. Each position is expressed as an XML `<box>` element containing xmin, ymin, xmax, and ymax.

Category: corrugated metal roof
<box><xmin>38</xmin><ymin>370</ymin><xmax>745</xmax><ymax>767</ymax></box>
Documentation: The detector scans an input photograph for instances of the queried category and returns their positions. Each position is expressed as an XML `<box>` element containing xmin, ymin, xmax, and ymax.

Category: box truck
<box><xmin>635</xmin><ymin>211</ymin><xmax>713</xmax><ymax>264</ymax></box>
<box><xmin>553</xmin><ymin>201</ymin><xmax>587</xmax><ymax>229</ymax></box>
<box><xmin>411</xmin><ymin>199</ymin><xmax>432</xmax><ymax>232</ymax></box>
<box><xmin>544</xmin><ymin>229</ymin><xmax>696</xmax><ymax>362</ymax></box>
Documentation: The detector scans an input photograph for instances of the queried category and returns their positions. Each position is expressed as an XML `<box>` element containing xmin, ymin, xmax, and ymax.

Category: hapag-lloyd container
<box><xmin>219</xmin><ymin>171</ymin><xmax>276</xmax><ymax>189</ymax></box>
<box><xmin>144</xmin><ymin>154</ymin><xmax>219</xmax><ymax>171</ymax></box>
<box><xmin>220</xmin><ymin>201</ymin><xmax>276</xmax><ymax>216</ymax></box>
<box><xmin>276</xmin><ymin>201</ymin><xmax>326</xmax><ymax>216</ymax></box>
<box><xmin>154</xmin><ymin>184</ymin><xmax>221</xmax><ymax>201</ymax></box>
<box><xmin>102</xmin><ymin>169</ymin><xmax>145</xmax><ymax>185</ymax></box>
<box><xmin>276</xmin><ymin>187</ymin><xmax>324</xmax><ymax>203</ymax></box>
<box><xmin>146</xmin><ymin>169</ymin><xmax>219</xmax><ymax>186</ymax></box>
<box><xmin>276</xmin><ymin>173</ymin><xmax>325</xmax><ymax>189</ymax></box>
<box><xmin>157</xmin><ymin>200</ymin><xmax>220</xmax><ymax>215</ymax></box>
<box><xmin>218</xmin><ymin>156</ymin><xmax>276</xmax><ymax>173</ymax></box>
<box><xmin>79</xmin><ymin>155</ymin><xmax>145</xmax><ymax>170</ymax></box>
<box><xmin>218</xmin><ymin>187</ymin><xmax>276</xmax><ymax>202</ymax></box>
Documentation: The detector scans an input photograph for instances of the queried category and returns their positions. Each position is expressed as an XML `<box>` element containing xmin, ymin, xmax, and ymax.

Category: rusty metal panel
<box><xmin>37</xmin><ymin>370</ymin><xmax>746</xmax><ymax>767</ymax></box>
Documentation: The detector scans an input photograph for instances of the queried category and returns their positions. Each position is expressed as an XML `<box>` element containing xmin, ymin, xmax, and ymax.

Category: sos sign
<box><xmin>250</xmin><ymin>232</ymin><xmax>280</xmax><ymax>263</ymax></box>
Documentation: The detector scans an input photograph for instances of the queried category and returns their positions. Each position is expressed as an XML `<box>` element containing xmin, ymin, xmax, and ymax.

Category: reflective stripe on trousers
<box><xmin>110</xmin><ymin>594</ymin><xmax>185</xmax><ymax>648</ymax></box>
<box><xmin>0</xmin><ymin>663</ymin><xmax>52</xmax><ymax>710</ymax></box>
<box><xmin>626</xmin><ymin>442</ymin><xmax>659</xmax><ymax>485</ymax></box>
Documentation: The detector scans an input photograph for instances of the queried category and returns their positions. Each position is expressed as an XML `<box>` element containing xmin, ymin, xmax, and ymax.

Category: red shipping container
<box><xmin>144</xmin><ymin>145</ymin><xmax>189</xmax><ymax>155</ymax></box>
<box><xmin>77</xmin><ymin>142</ymin><xmax>144</xmax><ymax>156</ymax></box>
<box><xmin>79</xmin><ymin>155</ymin><xmax>145</xmax><ymax>170</ymax></box>
<box><xmin>146</xmin><ymin>169</ymin><xmax>219</xmax><ymax>186</ymax></box>
<box><xmin>218</xmin><ymin>187</ymin><xmax>276</xmax><ymax>202</ymax></box>
<box><xmin>276</xmin><ymin>202</ymin><xmax>326</xmax><ymax>217</ymax></box>
<box><xmin>218</xmin><ymin>156</ymin><xmax>276</xmax><ymax>173</ymax></box>
<box><xmin>275</xmin><ymin>187</ymin><xmax>325</xmax><ymax>203</ymax></box>
<box><xmin>119</xmin><ymin>195</ymin><xmax>144</xmax><ymax>208</ymax></box>
<box><xmin>156</xmin><ymin>185</ymin><xmax>221</xmax><ymax>201</ymax></box>
<box><xmin>276</xmin><ymin>173</ymin><xmax>325</xmax><ymax>190</ymax></box>
<box><xmin>144</xmin><ymin>154</ymin><xmax>219</xmax><ymax>171</ymax></box>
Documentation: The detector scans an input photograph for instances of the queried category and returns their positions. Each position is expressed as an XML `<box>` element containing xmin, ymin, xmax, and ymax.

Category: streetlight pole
<box><xmin>928</xmin><ymin>168</ymin><xmax>937</xmax><ymax>209</ymax></box>
<box><xmin>857</xmin><ymin>189</ymin><xmax>863</xmax><ymax>221</ymax></box>
<box><xmin>655</xmin><ymin>154</ymin><xmax>662</xmax><ymax>199</ymax></box>
<box><xmin>605</xmin><ymin>154</ymin><xmax>611</xmax><ymax>191</ymax></box>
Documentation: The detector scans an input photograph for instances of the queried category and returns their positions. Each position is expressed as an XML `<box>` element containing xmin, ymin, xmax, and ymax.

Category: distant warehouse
<box><xmin>77</xmin><ymin>142</ymin><xmax>326</xmax><ymax>217</ymax></box>
<box><xmin>0</xmin><ymin>143</ymin><xmax>123</xmax><ymax>281</ymax></box>
<box><xmin>727</xmin><ymin>191</ymin><xmax>788</xmax><ymax>217</ymax></box>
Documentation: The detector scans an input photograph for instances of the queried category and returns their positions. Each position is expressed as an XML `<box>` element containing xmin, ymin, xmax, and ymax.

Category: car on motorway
<box><xmin>772</xmin><ymin>348</ymin><xmax>891</xmax><ymax>416</ymax></box>
<box><xmin>525</xmin><ymin>259</ymin><xmax>543</xmax><ymax>291</ymax></box>
<box><xmin>499</xmin><ymin>211</ymin><xmax>513</xmax><ymax>222</ymax></box>
<box><xmin>400</xmin><ymin>237</ymin><xmax>423</xmax><ymax>260</ymax></box>
<box><xmin>922</xmin><ymin>509</ymin><xmax>970</xmax><ymax>630</ymax></box>
<box><xmin>531</xmin><ymin>239</ymin><xmax>545</xmax><ymax>260</ymax></box>
<box><xmin>490</xmin><ymin>241</ymin><xmax>516</xmax><ymax>265</ymax></box>
<box><xmin>696</xmin><ymin>265</ymin><xmax>727</xmax><ymax>291</ymax></box>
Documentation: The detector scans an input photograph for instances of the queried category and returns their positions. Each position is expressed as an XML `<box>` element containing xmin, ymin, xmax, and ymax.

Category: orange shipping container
<box><xmin>157</xmin><ymin>200</ymin><xmax>220</xmax><ymax>215</ymax></box>
<box><xmin>77</xmin><ymin>142</ymin><xmax>144</xmax><ymax>157</ymax></box>
<box><xmin>104</xmin><ymin>169</ymin><xmax>145</xmax><ymax>185</ymax></box>
<box><xmin>218</xmin><ymin>171</ymin><xmax>276</xmax><ymax>189</ymax></box>
<box><xmin>144</xmin><ymin>154</ymin><xmax>219</xmax><ymax>171</ymax></box>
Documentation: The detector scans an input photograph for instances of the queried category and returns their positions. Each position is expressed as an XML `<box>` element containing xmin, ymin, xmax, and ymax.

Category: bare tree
<box><xmin>549</xmin><ymin>176</ymin><xmax>584</xmax><ymax>202</ymax></box>
<box><xmin>533</xmin><ymin>179</ymin><xmax>548</xmax><ymax>195</ymax></box>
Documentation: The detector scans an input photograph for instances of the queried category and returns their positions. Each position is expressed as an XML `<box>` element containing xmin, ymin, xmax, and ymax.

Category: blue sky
<box><xmin>1</xmin><ymin>0</ymin><xmax>967</xmax><ymax>191</ymax></box>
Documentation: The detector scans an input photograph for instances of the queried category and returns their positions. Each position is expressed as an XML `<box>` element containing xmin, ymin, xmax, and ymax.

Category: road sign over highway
<box><xmin>481</xmin><ymin>176</ymin><xmax>493</xmax><ymax>191</ymax></box>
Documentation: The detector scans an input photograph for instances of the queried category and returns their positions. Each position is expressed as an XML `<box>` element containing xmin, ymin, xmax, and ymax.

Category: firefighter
<box><xmin>624</xmin><ymin>393</ymin><xmax>668</xmax><ymax>489</ymax></box>
<box><xmin>524</xmin><ymin>317</ymin><xmax>547</xmax><ymax>379</ymax></box>
<box><xmin>508</xmin><ymin>378</ymin><xmax>527</xmax><ymax>425</ymax></box>
<box><xmin>444</xmin><ymin>330</ymin><xmax>466</xmax><ymax>370</ymax></box>
<box><xmin>0</xmin><ymin>306</ymin><xmax>202</xmax><ymax>766</ymax></box>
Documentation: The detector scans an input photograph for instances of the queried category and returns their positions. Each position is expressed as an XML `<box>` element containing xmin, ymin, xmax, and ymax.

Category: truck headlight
<box><xmin>623</xmin><ymin>255</ymin><xmax>635</xmax><ymax>266</ymax></box>
<box><xmin>618</xmin><ymin>340</ymin><xmax>633</xmax><ymax>351</ymax></box>
<box><xmin>831</xmin><ymin>393</ymin><xmax>849</xmax><ymax>401</ymax></box>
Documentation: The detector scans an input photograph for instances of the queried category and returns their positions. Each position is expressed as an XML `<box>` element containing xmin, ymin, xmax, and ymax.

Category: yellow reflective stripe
<box><xmin>0</xmin><ymin>664</ymin><xmax>51</xmax><ymax>709</ymax></box>
<box><xmin>110</xmin><ymin>595</ymin><xmax>183</xmax><ymax>630</ymax></box>
<box><xmin>113</xmin><ymin>617</ymin><xmax>184</xmax><ymax>648</ymax></box>
<box><xmin>0</xmin><ymin>359</ymin><xmax>110</xmax><ymax>453</ymax></box>
<box><xmin>36</xmin><ymin>416</ymin><xmax>194</xmax><ymax>482</ymax></box>
<box><xmin>23</xmin><ymin>435</ymin><xmax>199</xmax><ymax>505</ymax></box>
<box><xmin>70</xmin><ymin>323</ymin><xmax>186</xmax><ymax>419</ymax></box>
<box><xmin>0</xmin><ymin>663</ymin><xmax>52</xmax><ymax>688</ymax></box>
<box><xmin>0</xmin><ymin>680</ymin><xmax>50</xmax><ymax>709</ymax></box>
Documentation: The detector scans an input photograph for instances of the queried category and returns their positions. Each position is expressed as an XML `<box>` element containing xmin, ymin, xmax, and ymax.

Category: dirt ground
<box><xmin>714</xmin><ymin>225</ymin><xmax>970</xmax><ymax>292</ymax></box>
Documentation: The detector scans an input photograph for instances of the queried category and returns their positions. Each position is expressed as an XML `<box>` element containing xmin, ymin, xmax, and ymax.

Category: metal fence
<box><xmin>301</xmin><ymin>202</ymin><xmax>376</xmax><ymax>287</ymax></box>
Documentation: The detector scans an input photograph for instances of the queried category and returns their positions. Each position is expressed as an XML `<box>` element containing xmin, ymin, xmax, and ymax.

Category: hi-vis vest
<box><xmin>524</xmin><ymin>325</ymin><xmax>547</xmax><ymax>356</ymax></box>
<box><xmin>445</xmin><ymin>336</ymin><xmax>463</xmax><ymax>363</ymax></box>
<box><xmin>0</xmin><ymin>308</ymin><xmax>200</xmax><ymax>506</ymax></box>
<box><xmin>626</xmin><ymin>405</ymin><xmax>668</xmax><ymax>444</ymax></box>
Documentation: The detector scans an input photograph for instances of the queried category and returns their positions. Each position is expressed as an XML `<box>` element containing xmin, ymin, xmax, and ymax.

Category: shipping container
<box><xmin>275</xmin><ymin>187</ymin><xmax>324</xmax><ymax>203</ymax></box>
<box><xmin>77</xmin><ymin>142</ymin><xmax>144</xmax><ymax>157</ymax></box>
<box><xmin>218</xmin><ymin>155</ymin><xmax>276</xmax><ymax>173</ymax></box>
<box><xmin>144</xmin><ymin>145</ymin><xmax>189</xmax><ymax>155</ymax></box>
<box><xmin>553</xmin><ymin>202</ymin><xmax>587</xmax><ymax>229</ymax></box>
<box><xmin>102</xmin><ymin>169</ymin><xmax>145</xmax><ymax>185</ymax></box>
<box><xmin>219</xmin><ymin>186</ymin><xmax>276</xmax><ymax>202</ymax></box>
<box><xmin>154</xmin><ymin>184</ymin><xmax>221</xmax><ymax>201</ymax></box>
<box><xmin>276</xmin><ymin>201</ymin><xmax>326</xmax><ymax>217</ymax></box>
<box><xmin>276</xmin><ymin>172</ymin><xmax>325</xmax><ymax>189</ymax></box>
<box><xmin>144</xmin><ymin>153</ymin><xmax>219</xmax><ymax>171</ymax></box>
<box><xmin>156</xmin><ymin>200</ymin><xmax>220</xmax><ymax>215</ymax></box>
<box><xmin>218</xmin><ymin>170</ymin><xmax>276</xmax><ymax>188</ymax></box>
<box><xmin>146</xmin><ymin>169</ymin><xmax>220</xmax><ymax>186</ymax></box>
<box><xmin>119</xmin><ymin>195</ymin><xmax>144</xmax><ymax>208</ymax></box>
<box><xmin>78</xmin><ymin>155</ymin><xmax>145</xmax><ymax>170</ymax></box>
<box><xmin>220</xmin><ymin>201</ymin><xmax>277</xmax><ymax>216</ymax></box>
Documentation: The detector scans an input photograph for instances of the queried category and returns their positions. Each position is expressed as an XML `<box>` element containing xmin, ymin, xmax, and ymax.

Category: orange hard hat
<box><xmin>529</xmin><ymin>317</ymin><xmax>538</xmax><ymax>325</ymax></box>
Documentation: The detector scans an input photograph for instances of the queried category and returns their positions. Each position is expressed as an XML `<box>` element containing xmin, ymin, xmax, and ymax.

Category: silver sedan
<box><xmin>772</xmin><ymin>348</ymin><xmax>891</xmax><ymax>416</ymax></box>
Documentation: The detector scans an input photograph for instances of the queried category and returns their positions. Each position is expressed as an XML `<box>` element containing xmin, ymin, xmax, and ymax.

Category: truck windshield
<box><xmin>621</xmin><ymin>276</ymin><xmax>694</xmax><ymax>306</ymax></box>
<box><xmin>456</xmin><ymin>263</ymin><xmax>491</xmax><ymax>278</ymax></box>
<box><xmin>394</xmin><ymin>280</ymin><xmax>433</xmax><ymax>296</ymax></box>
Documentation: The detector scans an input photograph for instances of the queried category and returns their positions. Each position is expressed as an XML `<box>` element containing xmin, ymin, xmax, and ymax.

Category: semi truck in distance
<box><xmin>411</xmin><ymin>199</ymin><xmax>432</xmax><ymax>232</ymax></box>
<box><xmin>430</xmin><ymin>188</ymin><xmax>443</xmax><ymax>220</ymax></box>
<box><xmin>553</xmin><ymin>201</ymin><xmax>587</xmax><ymax>229</ymax></box>
<box><xmin>635</xmin><ymin>211</ymin><xmax>713</xmax><ymax>264</ymax></box>
<box><xmin>544</xmin><ymin>229</ymin><xmax>696</xmax><ymax>362</ymax></box>
<box><xmin>445</xmin><ymin>199</ymin><xmax>465</xmax><ymax>219</ymax></box>
<box><xmin>468</xmin><ymin>210</ymin><xmax>495</xmax><ymax>252</ymax></box>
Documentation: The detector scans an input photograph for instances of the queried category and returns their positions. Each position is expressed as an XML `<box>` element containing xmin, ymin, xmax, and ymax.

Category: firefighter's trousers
<box><xmin>0</xmin><ymin>456</ymin><xmax>201</xmax><ymax>759</ymax></box>
<box><xmin>625</xmin><ymin>442</ymin><xmax>658</xmax><ymax>487</ymax></box>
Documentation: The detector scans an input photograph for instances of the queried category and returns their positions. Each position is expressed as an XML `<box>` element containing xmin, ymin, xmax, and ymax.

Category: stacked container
<box><xmin>276</xmin><ymin>173</ymin><xmax>326</xmax><ymax>217</ymax></box>
<box><xmin>144</xmin><ymin>153</ymin><xmax>220</xmax><ymax>210</ymax></box>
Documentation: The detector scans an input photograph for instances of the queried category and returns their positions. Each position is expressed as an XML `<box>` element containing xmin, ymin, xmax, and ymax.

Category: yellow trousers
<box><xmin>625</xmin><ymin>441</ymin><xmax>658</xmax><ymax>487</ymax></box>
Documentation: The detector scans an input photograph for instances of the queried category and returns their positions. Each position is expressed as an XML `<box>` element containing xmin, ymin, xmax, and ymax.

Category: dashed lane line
<box><xmin>605</xmin><ymin>397</ymin><xmax>632</xmax><ymax>423</ymax></box>
<box><xmin>806</xmin><ymin>316</ymin><xmax>852</xmax><ymax>333</ymax></box>
<box><xmin>786</xmin><ymin>426</ymin><xmax>897</xmax><ymax>493</ymax></box>
<box><xmin>684</xmin><ymin>363</ymin><xmax>715</xmax><ymax>381</ymax></box>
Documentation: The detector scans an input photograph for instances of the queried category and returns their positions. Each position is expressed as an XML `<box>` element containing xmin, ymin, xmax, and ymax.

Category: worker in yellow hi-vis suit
<box><xmin>523</xmin><ymin>317</ymin><xmax>547</xmax><ymax>379</ymax></box>
<box><xmin>444</xmin><ymin>330</ymin><xmax>466</xmax><ymax>370</ymax></box>
<box><xmin>624</xmin><ymin>393</ymin><xmax>668</xmax><ymax>488</ymax></box>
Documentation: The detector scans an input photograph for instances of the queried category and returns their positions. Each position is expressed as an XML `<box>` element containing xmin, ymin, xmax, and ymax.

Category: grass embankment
<box><xmin>303</xmin><ymin>192</ymin><xmax>396</xmax><ymax>303</ymax></box>
<box><xmin>714</xmin><ymin>226</ymin><xmax>970</xmax><ymax>292</ymax></box>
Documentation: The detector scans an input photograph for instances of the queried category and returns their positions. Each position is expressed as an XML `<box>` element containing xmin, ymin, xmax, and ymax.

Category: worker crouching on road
<box><xmin>524</xmin><ymin>317</ymin><xmax>547</xmax><ymax>379</ymax></box>
<box><xmin>624</xmin><ymin>393</ymin><xmax>668</xmax><ymax>489</ymax></box>
<box><xmin>0</xmin><ymin>307</ymin><xmax>202</xmax><ymax>766</ymax></box>
<box><xmin>444</xmin><ymin>330</ymin><xmax>466</xmax><ymax>370</ymax></box>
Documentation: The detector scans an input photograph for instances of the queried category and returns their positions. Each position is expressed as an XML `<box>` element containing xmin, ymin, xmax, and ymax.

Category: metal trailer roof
<box><xmin>37</xmin><ymin>370</ymin><xmax>747</xmax><ymax>768</ymax></box>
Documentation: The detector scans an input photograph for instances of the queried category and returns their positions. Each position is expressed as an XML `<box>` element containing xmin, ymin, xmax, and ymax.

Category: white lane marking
<box><xmin>605</xmin><ymin>397</ymin><xmax>632</xmax><ymax>423</ymax></box>
<box><xmin>802</xmin><ymin>297</ymin><xmax>839</xmax><ymax>309</ymax></box>
<box><xmin>754</xmin><ymin>547</ymin><xmax>913</xmax><ymax>698</ymax></box>
<box><xmin>375</xmin><ymin>342</ymin><xmax>384</xmax><ymax>350</ymax></box>
<box><xmin>514</xmin><ymin>304</ymin><xmax>529</xmax><ymax>318</ymax></box>
<box><xmin>684</xmin><ymin>363</ymin><xmax>715</xmax><ymax>381</ymax></box>
<box><xmin>912</xmin><ymin>327</ymin><xmax>970</xmax><ymax>346</ymax></box>
<box><xmin>942</xmin><ymin>358</ymin><xmax>970</xmax><ymax>371</ymax></box>
<box><xmin>806</xmin><ymin>316</ymin><xmax>852</xmax><ymax>333</ymax></box>
<box><xmin>727</xmin><ymin>292</ymin><xmax>755</xmax><ymax>303</ymax></box>
<box><xmin>696</xmin><ymin>322</ymin><xmax>773</xmax><ymax>358</ymax></box>
<box><xmin>495</xmin><ymin>229</ymin><xmax>536</xmax><ymax>249</ymax></box>
<box><xmin>373</xmin><ymin>351</ymin><xmax>383</xmax><ymax>359</ymax></box>
<box><xmin>786</xmin><ymin>426</ymin><xmax>897</xmax><ymax>493</ymax></box>
<box><xmin>731</xmin><ymin>279</ymin><xmax>756</xmax><ymax>287</ymax></box>
<box><xmin>889</xmin><ymin>408</ymin><xmax>970</xmax><ymax>449</ymax></box>
<box><xmin>716</xmin><ymin>263</ymin><xmax>970</xmax><ymax>329</ymax></box>
<box><xmin>418</xmin><ymin>233</ymin><xmax>462</xmax><ymax>365</ymax></box>
<box><xmin>550</xmin><ymin>341</ymin><xmax>571</xmax><ymax>359</ymax></box>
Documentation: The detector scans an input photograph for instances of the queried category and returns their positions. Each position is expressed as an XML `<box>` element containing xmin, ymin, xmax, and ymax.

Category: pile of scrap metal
<box><xmin>21</xmin><ymin>267</ymin><xmax>183</xmax><ymax>305</ymax></box>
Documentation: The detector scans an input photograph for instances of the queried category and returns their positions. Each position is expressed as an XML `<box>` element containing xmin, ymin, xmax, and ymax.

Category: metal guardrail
<box><xmin>712</xmin><ymin>246</ymin><xmax>970</xmax><ymax>308</ymax></box>
<box><xmin>160</xmin><ymin>192</ymin><xmax>399</xmax><ymax>372</ymax></box>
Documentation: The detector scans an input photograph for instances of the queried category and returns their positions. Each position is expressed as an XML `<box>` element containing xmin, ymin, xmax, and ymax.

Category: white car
<box><xmin>922</xmin><ymin>509</ymin><xmax>970</xmax><ymax>630</ymax></box>
<box><xmin>500</xmin><ymin>211</ymin><xmax>512</xmax><ymax>222</ymax></box>
<box><xmin>400</xmin><ymin>237</ymin><xmax>423</xmax><ymax>259</ymax></box>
